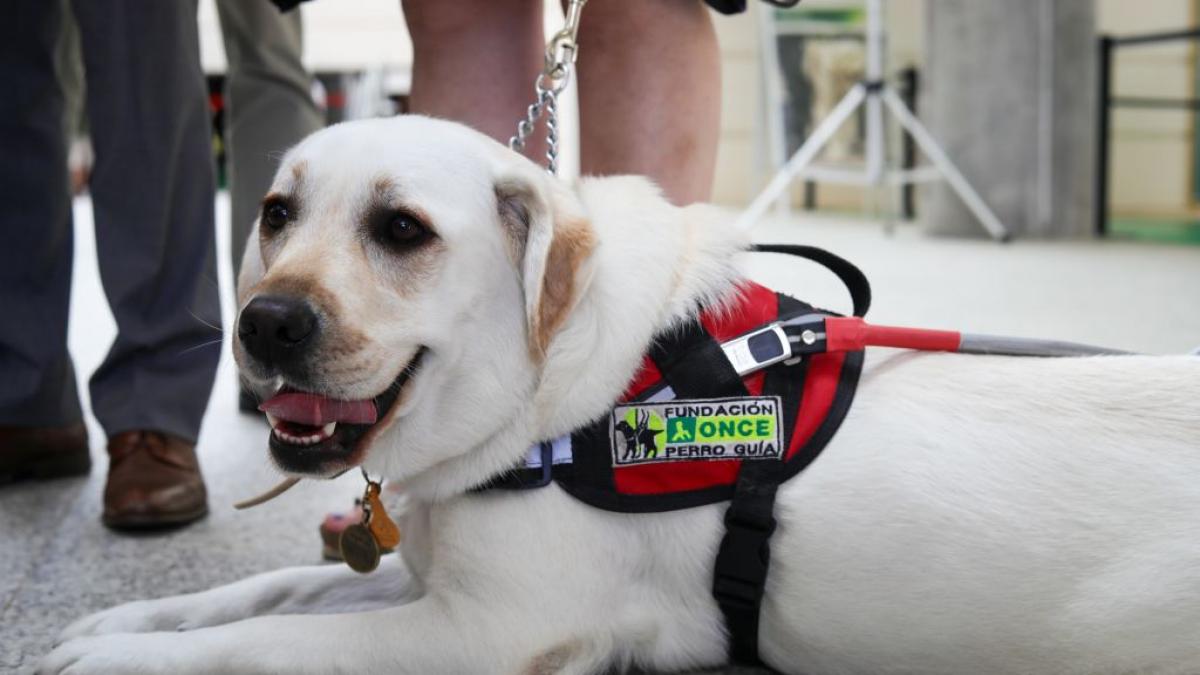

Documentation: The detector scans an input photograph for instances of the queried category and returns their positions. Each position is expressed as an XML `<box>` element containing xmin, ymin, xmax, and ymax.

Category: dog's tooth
<box><xmin>270</xmin><ymin>427</ymin><xmax>330</xmax><ymax>446</ymax></box>
<box><xmin>321</xmin><ymin>422</ymin><xmax>336</xmax><ymax>437</ymax></box>
<box><xmin>266</xmin><ymin>413</ymin><xmax>281</xmax><ymax>429</ymax></box>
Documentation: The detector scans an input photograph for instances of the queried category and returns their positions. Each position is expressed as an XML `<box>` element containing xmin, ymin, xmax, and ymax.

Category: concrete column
<box><xmin>921</xmin><ymin>0</ymin><xmax>1095</xmax><ymax>238</ymax></box>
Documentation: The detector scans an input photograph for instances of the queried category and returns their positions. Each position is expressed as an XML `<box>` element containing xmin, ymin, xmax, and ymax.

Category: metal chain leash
<box><xmin>510</xmin><ymin>74</ymin><xmax>567</xmax><ymax>174</ymax></box>
<box><xmin>509</xmin><ymin>0</ymin><xmax>587</xmax><ymax>175</ymax></box>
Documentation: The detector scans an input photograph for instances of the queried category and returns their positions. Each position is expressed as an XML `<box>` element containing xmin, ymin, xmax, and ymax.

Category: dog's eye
<box><xmin>262</xmin><ymin>201</ymin><xmax>291</xmax><ymax>231</ymax></box>
<box><xmin>383</xmin><ymin>212</ymin><xmax>429</xmax><ymax>246</ymax></box>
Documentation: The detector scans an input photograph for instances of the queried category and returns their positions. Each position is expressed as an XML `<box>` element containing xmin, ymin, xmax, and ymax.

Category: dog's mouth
<box><xmin>258</xmin><ymin>348</ymin><xmax>427</xmax><ymax>475</ymax></box>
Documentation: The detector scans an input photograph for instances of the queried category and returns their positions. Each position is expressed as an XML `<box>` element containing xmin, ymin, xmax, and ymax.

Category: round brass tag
<box><xmin>339</xmin><ymin>523</ymin><xmax>381</xmax><ymax>574</ymax></box>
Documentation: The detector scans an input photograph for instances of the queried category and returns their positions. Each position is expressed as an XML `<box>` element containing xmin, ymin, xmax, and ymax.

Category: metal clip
<box><xmin>562</xmin><ymin>0</ymin><xmax>587</xmax><ymax>43</ymax></box>
<box><xmin>543</xmin><ymin>0</ymin><xmax>587</xmax><ymax>88</ymax></box>
<box><xmin>509</xmin><ymin>0</ymin><xmax>588</xmax><ymax>173</ymax></box>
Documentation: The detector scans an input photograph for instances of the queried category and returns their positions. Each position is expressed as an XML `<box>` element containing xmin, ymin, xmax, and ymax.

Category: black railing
<box><xmin>1096</xmin><ymin>28</ymin><xmax>1200</xmax><ymax>236</ymax></box>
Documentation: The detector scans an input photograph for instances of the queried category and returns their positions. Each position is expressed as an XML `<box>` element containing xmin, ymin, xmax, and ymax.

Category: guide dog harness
<box><xmin>476</xmin><ymin>244</ymin><xmax>872</xmax><ymax>667</ymax></box>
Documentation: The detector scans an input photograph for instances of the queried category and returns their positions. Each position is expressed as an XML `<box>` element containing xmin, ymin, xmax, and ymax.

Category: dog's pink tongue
<box><xmin>258</xmin><ymin>392</ymin><xmax>377</xmax><ymax>426</ymax></box>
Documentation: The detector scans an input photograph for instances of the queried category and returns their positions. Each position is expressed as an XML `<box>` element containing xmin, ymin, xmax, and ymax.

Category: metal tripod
<box><xmin>737</xmin><ymin>0</ymin><xmax>1010</xmax><ymax>241</ymax></box>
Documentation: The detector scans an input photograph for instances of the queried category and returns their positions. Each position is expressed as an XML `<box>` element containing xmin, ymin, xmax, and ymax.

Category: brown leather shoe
<box><xmin>0</xmin><ymin>422</ymin><xmax>91</xmax><ymax>484</ymax></box>
<box><xmin>103</xmin><ymin>430</ymin><xmax>208</xmax><ymax>530</ymax></box>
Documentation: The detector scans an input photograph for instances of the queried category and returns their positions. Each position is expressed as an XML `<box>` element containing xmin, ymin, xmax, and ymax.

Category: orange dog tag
<box><xmin>365</xmin><ymin>482</ymin><xmax>402</xmax><ymax>550</ymax></box>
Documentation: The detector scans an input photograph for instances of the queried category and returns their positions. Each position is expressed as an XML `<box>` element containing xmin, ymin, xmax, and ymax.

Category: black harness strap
<box><xmin>647</xmin><ymin>318</ymin><xmax>747</xmax><ymax>397</ymax></box>
<box><xmin>711</xmin><ymin>296</ymin><xmax>808</xmax><ymax>668</ymax></box>
<box><xmin>752</xmin><ymin>244</ymin><xmax>872</xmax><ymax>318</ymax></box>
<box><xmin>469</xmin><ymin>443</ymin><xmax>555</xmax><ymax>492</ymax></box>
<box><xmin>647</xmin><ymin>312</ymin><xmax>803</xmax><ymax>668</ymax></box>
<box><xmin>714</xmin><ymin>455</ymin><xmax>786</xmax><ymax>666</ymax></box>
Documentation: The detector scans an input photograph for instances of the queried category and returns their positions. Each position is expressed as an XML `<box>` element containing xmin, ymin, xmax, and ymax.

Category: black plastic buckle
<box><xmin>713</xmin><ymin>507</ymin><xmax>778</xmax><ymax>610</ymax></box>
<box><xmin>530</xmin><ymin>441</ymin><xmax>554</xmax><ymax>488</ymax></box>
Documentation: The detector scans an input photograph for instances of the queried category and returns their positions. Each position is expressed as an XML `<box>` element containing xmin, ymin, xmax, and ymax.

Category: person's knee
<box><xmin>401</xmin><ymin>0</ymin><xmax>469</xmax><ymax>44</ymax></box>
<box><xmin>580</xmin><ymin>0</ymin><xmax>712</xmax><ymax>39</ymax></box>
<box><xmin>403</xmin><ymin>0</ymin><xmax>538</xmax><ymax>52</ymax></box>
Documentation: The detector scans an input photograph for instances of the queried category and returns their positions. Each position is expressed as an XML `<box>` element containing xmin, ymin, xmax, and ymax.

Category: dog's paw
<box><xmin>57</xmin><ymin>599</ymin><xmax>190</xmax><ymax>644</ymax></box>
<box><xmin>38</xmin><ymin>633</ymin><xmax>188</xmax><ymax>675</ymax></box>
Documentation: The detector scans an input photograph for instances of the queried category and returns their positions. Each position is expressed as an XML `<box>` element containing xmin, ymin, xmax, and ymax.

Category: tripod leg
<box><xmin>882</xmin><ymin>88</ymin><xmax>1011</xmax><ymax>241</ymax></box>
<box><xmin>884</xmin><ymin>165</ymin><xmax>901</xmax><ymax>236</ymax></box>
<box><xmin>736</xmin><ymin>83</ymin><xmax>868</xmax><ymax>231</ymax></box>
<box><xmin>864</xmin><ymin>85</ymin><xmax>889</xmax><ymax>234</ymax></box>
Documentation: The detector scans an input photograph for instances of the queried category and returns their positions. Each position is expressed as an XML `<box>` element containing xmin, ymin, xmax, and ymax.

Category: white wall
<box><xmin>711</xmin><ymin>7</ymin><xmax>761</xmax><ymax>205</ymax></box>
<box><xmin>198</xmin><ymin>0</ymin><xmax>412</xmax><ymax>74</ymax></box>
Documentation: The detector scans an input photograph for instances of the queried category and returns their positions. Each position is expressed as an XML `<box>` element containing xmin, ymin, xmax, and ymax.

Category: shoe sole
<box><xmin>102</xmin><ymin>505</ymin><xmax>209</xmax><ymax>531</ymax></box>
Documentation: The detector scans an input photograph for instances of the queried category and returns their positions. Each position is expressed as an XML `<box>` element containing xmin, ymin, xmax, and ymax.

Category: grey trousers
<box><xmin>216</xmin><ymin>0</ymin><xmax>323</xmax><ymax>275</ymax></box>
<box><xmin>0</xmin><ymin>0</ymin><xmax>221</xmax><ymax>443</ymax></box>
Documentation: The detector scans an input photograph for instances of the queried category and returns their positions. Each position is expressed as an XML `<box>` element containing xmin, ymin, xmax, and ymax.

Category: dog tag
<box><xmin>365</xmin><ymin>484</ymin><xmax>401</xmax><ymax>550</ymax></box>
<box><xmin>339</xmin><ymin>523</ymin><xmax>381</xmax><ymax>574</ymax></box>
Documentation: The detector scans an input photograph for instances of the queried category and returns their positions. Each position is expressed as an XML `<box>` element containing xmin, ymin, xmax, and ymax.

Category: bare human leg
<box><xmin>575</xmin><ymin>0</ymin><xmax>721</xmax><ymax>204</ymax></box>
<box><xmin>401</xmin><ymin>0</ymin><xmax>547</xmax><ymax>158</ymax></box>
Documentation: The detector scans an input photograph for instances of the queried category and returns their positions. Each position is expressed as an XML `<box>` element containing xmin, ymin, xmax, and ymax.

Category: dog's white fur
<box><xmin>42</xmin><ymin>117</ymin><xmax>1200</xmax><ymax>675</ymax></box>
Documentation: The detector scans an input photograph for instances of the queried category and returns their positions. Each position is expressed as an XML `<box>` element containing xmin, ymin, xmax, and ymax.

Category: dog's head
<box><xmin>234</xmin><ymin>116</ymin><xmax>593</xmax><ymax>481</ymax></box>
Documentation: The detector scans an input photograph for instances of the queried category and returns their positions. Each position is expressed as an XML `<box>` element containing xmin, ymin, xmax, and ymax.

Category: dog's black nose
<box><xmin>238</xmin><ymin>295</ymin><xmax>319</xmax><ymax>366</ymax></box>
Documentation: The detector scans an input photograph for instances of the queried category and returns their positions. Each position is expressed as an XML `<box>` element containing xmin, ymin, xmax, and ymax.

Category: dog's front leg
<box><xmin>42</xmin><ymin>597</ymin><xmax>557</xmax><ymax>675</ymax></box>
<box><xmin>57</xmin><ymin>553</ymin><xmax>416</xmax><ymax>642</ymax></box>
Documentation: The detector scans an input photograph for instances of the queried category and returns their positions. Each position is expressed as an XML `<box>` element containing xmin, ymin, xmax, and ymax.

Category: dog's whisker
<box><xmin>177</xmin><ymin>337</ymin><xmax>224</xmax><ymax>356</ymax></box>
<box><xmin>187</xmin><ymin>308</ymin><xmax>223</xmax><ymax>332</ymax></box>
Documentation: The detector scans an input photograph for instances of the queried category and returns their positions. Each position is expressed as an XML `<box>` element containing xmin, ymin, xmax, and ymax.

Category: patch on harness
<box><xmin>611</xmin><ymin>396</ymin><xmax>782</xmax><ymax>466</ymax></box>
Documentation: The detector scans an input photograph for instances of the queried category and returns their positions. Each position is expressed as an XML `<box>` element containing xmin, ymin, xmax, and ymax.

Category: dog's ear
<box><xmin>495</xmin><ymin>174</ymin><xmax>594</xmax><ymax>359</ymax></box>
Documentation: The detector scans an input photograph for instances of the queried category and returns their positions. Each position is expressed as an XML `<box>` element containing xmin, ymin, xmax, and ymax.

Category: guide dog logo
<box><xmin>610</xmin><ymin>396</ymin><xmax>783</xmax><ymax>466</ymax></box>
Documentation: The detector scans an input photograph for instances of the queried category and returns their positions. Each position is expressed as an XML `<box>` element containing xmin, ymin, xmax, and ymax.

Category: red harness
<box><xmin>476</xmin><ymin>244</ymin><xmax>870</xmax><ymax>668</ymax></box>
<box><xmin>474</xmin><ymin>242</ymin><xmax>1129</xmax><ymax>668</ymax></box>
<box><xmin>547</xmin><ymin>281</ymin><xmax>864</xmax><ymax>513</ymax></box>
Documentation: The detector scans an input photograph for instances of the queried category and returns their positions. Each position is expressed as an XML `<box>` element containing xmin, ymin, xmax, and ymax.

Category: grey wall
<box><xmin>922</xmin><ymin>0</ymin><xmax>1096</xmax><ymax>238</ymax></box>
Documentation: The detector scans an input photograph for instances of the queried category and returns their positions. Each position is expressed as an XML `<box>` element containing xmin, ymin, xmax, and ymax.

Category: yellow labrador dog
<box><xmin>43</xmin><ymin>116</ymin><xmax>1200</xmax><ymax>674</ymax></box>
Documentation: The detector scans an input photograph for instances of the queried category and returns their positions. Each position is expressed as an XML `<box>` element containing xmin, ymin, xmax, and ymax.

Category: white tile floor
<box><xmin>2</xmin><ymin>194</ymin><xmax>1198</xmax><ymax>672</ymax></box>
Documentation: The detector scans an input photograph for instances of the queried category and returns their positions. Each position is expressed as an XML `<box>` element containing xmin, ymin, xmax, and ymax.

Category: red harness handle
<box><xmin>824</xmin><ymin>317</ymin><xmax>962</xmax><ymax>353</ymax></box>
